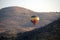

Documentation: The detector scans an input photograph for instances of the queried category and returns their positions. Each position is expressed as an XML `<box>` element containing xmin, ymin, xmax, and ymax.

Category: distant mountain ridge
<box><xmin>0</xmin><ymin>6</ymin><xmax>34</xmax><ymax>13</ymax></box>
<box><xmin>0</xmin><ymin>6</ymin><xmax>60</xmax><ymax>33</ymax></box>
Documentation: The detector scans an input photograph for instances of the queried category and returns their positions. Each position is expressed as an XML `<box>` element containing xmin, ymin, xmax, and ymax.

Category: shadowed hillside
<box><xmin>0</xmin><ymin>6</ymin><xmax>60</xmax><ymax>33</ymax></box>
<box><xmin>16</xmin><ymin>18</ymin><xmax>60</xmax><ymax>40</ymax></box>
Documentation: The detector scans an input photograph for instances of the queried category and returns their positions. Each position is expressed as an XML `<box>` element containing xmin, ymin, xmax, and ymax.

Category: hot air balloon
<box><xmin>30</xmin><ymin>16</ymin><xmax>40</xmax><ymax>25</ymax></box>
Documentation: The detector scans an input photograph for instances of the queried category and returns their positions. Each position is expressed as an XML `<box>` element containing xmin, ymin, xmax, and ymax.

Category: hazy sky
<box><xmin>0</xmin><ymin>0</ymin><xmax>60</xmax><ymax>12</ymax></box>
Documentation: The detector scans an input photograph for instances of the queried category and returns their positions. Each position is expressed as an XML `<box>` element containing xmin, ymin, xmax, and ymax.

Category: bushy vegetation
<box><xmin>0</xmin><ymin>30</ymin><xmax>17</xmax><ymax>40</ymax></box>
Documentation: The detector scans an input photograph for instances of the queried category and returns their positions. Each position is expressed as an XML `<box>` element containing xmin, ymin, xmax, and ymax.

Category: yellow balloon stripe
<box><xmin>30</xmin><ymin>17</ymin><xmax>40</xmax><ymax>21</ymax></box>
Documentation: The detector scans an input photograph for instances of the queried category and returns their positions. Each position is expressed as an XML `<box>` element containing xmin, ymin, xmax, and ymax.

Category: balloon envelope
<box><xmin>30</xmin><ymin>16</ymin><xmax>40</xmax><ymax>25</ymax></box>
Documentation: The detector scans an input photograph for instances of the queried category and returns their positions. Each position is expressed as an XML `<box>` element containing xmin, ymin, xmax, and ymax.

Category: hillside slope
<box><xmin>16</xmin><ymin>18</ymin><xmax>60</xmax><ymax>40</ymax></box>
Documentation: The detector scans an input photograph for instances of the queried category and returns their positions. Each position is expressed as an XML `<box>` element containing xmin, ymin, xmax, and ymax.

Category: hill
<box><xmin>16</xmin><ymin>18</ymin><xmax>60</xmax><ymax>40</ymax></box>
<box><xmin>0</xmin><ymin>6</ymin><xmax>60</xmax><ymax>33</ymax></box>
